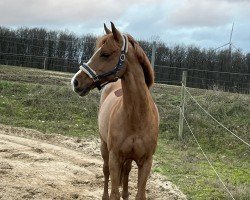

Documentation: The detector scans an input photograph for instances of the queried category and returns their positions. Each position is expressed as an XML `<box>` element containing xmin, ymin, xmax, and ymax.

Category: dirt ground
<box><xmin>0</xmin><ymin>124</ymin><xmax>186</xmax><ymax>200</ymax></box>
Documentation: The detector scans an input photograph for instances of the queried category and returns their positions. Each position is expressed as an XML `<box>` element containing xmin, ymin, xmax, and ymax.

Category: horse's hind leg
<box><xmin>121</xmin><ymin>160</ymin><xmax>132</xmax><ymax>200</ymax></box>
<box><xmin>101</xmin><ymin>140</ymin><xmax>110</xmax><ymax>200</ymax></box>
<box><xmin>136</xmin><ymin>156</ymin><xmax>153</xmax><ymax>200</ymax></box>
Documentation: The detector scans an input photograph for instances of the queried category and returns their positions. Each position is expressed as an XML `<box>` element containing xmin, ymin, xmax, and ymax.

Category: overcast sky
<box><xmin>0</xmin><ymin>0</ymin><xmax>250</xmax><ymax>52</ymax></box>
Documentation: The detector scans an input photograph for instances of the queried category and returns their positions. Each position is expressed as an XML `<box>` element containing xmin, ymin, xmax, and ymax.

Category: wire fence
<box><xmin>1</xmin><ymin>35</ymin><xmax>249</xmax><ymax>93</ymax></box>
<box><xmin>154</xmin><ymin>64</ymin><xmax>249</xmax><ymax>93</ymax></box>
<box><xmin>180</xmin><ymin>108</ymin><xmax>236</xmax><ymax>200</ymax></box>
<box><xmin>177</xmin><ymin>77</ymin><xmax>249</xmax><ymax>199</ymax></box>
<box><xmin>183</xmin><ymin>84</ymin><xmax>250</xmax><ymax>147</ymax></box>
<box><xmin>1</xmin><ymin>54</ymin><xmax>249</xmax><ymax>92</ymax></box>
<box><xmin>0</xmin><ymin>34</ymin><xmax>97</xmax><ymax>44</ymax></box>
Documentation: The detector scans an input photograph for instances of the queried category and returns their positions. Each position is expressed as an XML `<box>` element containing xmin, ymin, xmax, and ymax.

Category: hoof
<box><xmin>102</xmin><ymin>193</ymin><xmax>109</xmax><ymax>200</ymax></box>
<box><xmin>122</xmin><ymin>191</ymin><xmax>129</xmax><ymax>200</ymax></box>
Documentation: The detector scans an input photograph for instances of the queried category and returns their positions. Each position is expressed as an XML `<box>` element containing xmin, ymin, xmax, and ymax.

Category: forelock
<box><xmin>96</xmin><ymin>34</ymin><xmax>118</xmax><ymax>51</ymax></box>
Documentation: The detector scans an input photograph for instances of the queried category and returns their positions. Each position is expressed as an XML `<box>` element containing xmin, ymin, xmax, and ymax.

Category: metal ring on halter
<box><xmin>120</xmin><ymin>54</ymin><xmax>125</xmax><ymax>61</ymax></box>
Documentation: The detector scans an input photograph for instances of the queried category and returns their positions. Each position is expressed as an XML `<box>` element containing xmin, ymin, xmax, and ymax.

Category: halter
<box><xmin>79</xmin><ymin>34</ymin><xmax>129</xmax><ymax>90</ymax></box>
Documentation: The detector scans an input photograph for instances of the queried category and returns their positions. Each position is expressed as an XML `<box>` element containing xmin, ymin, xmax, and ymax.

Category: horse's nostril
<box><xmin>73</xmin><ymin>79</ymin><xmax>79</xmax><ymax>87</ymax></box>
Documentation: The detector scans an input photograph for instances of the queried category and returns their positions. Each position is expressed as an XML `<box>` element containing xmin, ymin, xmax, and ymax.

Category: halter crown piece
<box><xmin>79</xmin><ymin>34</ymin><xmax>129</xmax><ymax>90</ymax></box>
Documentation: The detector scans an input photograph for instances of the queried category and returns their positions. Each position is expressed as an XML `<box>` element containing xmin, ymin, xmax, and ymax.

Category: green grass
<box><xmin>0</xmin><ymin>66</ymin><xmax>99</xmax><ymax>137</ymax></box>
<box><xmin>0</xmin><ymin>65</ymin><xmax>249</xmax><ymax>199</ymax></box>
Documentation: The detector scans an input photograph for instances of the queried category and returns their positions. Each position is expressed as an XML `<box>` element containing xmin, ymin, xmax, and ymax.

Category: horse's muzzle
<box><xmin>74</xmin><ymin>84</ymin><xmax>92</xmax><ymax>96</ymax></box>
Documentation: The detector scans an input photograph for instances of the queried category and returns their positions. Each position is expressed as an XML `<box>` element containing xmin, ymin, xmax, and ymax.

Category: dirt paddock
<box><xmin>0</xmin><ymin>124</ymin><xmax>186</xmax><ymax>200</ymax></box>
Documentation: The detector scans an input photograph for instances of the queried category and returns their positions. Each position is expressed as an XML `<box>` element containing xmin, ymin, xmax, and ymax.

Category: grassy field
<box><xmin>0</xmin><ymin>65</ymin><xmax>249</xmax><ymax>199</ymax></box>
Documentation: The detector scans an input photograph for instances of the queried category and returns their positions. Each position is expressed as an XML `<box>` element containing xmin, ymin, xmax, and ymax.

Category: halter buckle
<box><xmin>120</xmin><ymin>54</ymin><xmax>125</xmax><ymax>61</ymax></box>
<box><xmin>93</xmin><ymin>75</ymin><xmax>99</xmax><ymax>82</ymax></box>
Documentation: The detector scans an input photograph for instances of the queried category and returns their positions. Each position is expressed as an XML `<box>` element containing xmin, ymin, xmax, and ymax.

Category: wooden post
<box><xmin>151</xmin><ymin>41</ymin><xmax>156</xmax><ymax>69</ymax></box>
<box><xmin>43</xmin><ymin>57</ymin><xmax>47</xmax><ymax>70</ymax></box>
<box><xmin>178</xmin><ymin>71</ymin><xmax>187</xmax><ymax>140</ymax></box>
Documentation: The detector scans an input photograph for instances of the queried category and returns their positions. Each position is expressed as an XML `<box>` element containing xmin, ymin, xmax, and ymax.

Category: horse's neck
<box><xmin>121</xmin><ymin>63</ymin><xmax>152</xmax><ymax>122</ymax></box>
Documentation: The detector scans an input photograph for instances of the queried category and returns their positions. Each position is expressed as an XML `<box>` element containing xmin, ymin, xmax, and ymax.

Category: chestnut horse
<box><xmin>71</xmin><ymin>22</ymin><xmax>159</xmax><ymax>200</ymax></box>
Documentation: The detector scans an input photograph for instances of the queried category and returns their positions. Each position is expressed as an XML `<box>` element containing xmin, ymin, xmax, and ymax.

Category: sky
<box><xmin>0</xmin><ymin>0</ymin><xmax>250</xmax><ymax>53</ymax></box>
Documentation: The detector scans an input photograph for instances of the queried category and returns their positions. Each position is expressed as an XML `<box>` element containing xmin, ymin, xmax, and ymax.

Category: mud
<box><xmin>0</xmin><ymin>124</ymin><xmax>186</xmax><ymax>200</ymax></box>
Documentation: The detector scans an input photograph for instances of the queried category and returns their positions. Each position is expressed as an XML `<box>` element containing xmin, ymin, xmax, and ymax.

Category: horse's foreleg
<box><xmin>101</xmin><ymin>141</ymin><xmax>110</xmax><ymax>200</ymax></box>
<box><xmin>121</xmin><ymin>160</ymin><xmax>132</xmax><ymax>200</ymax></box>
<box><xmin>109</xmin><ymin>151</ymin><xmax>121</xmax><ymax>200</ymax></box>
<box><xmin>136</xmin><ymin>156</ymin><xmax>153</xmax><ymax>200</ymax></box>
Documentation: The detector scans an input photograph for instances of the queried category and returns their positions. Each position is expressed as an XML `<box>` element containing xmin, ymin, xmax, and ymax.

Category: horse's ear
<box><xmin>104</xmin><ymin>23</ymin><xmax>111</xmax><ymax>34</ymax></box>
<box><xmin>111</xmin><ymin>22</ymin><xmax>122</xmax><ymax>42</ymax></box>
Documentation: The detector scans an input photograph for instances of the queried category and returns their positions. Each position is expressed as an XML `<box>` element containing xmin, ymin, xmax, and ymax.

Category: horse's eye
<box><xmin>100</xmin><ymin>52</ymin><xmax>110</xmax><ymax>58</ymax></box>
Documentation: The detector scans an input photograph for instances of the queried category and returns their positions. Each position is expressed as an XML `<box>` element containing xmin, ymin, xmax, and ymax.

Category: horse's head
<box><xmin>71</xmin><ymin>22</ymin><xmax>129</xmax><ymax>96</ymax></box>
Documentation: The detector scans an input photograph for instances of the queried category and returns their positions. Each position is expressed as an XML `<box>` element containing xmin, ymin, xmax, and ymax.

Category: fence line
<box><xmin>182</xmin><ymin>83</ymin><xmax>250</xmax><ymax>147</ymax></box>
<box><xmin>0</xmin><ymin>35</ymin><xmax>96</xmax><ymax>44</ymax></box>
<box><xmin>0</xmin><ymin>95</ymin><xmax>83</xmax><ymax>103</ymax></box>
<box><xmin>0</xmin><ymin>52</ymin><xmax>80</xmax><ymax>61</ymax></box>
<box><xmin>180</xmin><ymin>107</ymin><xmax>236</xmax><ymax>200</ymax></box>
<box><xmin>155</xmin><ymin>64</ymin><xmax>250</xmax><ymax>76</ymax></box>
<box><xmin>155</xmin><ymin>79</ymin><xmax>250</xmax><ymax>92</ymax></box>
<box><xmin>155</xmin><ymin>80</ymin><xmax>181</xmax><ymax>85</ymax></box>
<box><xmin>0</xmin><ymin>39</ymin><xmax>96</xmax><ymax>56</ymax></box>
<box><xmin>0</xmin><ymin>38</ymin><xmax>49</xmax><ymax>50</ymax></box>
<box><xmin>0</xmin><ymin>60</ymin><xmax>80</xmax><ymax>72</ymax></box>
<box><xmin>186</xmin><ymin>76</ymin><xmax>249</xmax><ymax>85</ymax></box>
<box><xmin>0</xmin><ymin>60</ymin><xmax>81</xmax><ymax>72</ymax></box>
<box><xmin>0</xmin><ymin>73</ymin><xmax>72</xmax><ymax>79</ymax></box>
<box><xmin>2</xmin><ymin>38</ymin><xmax>249</xmax><ymax>77</ymax></box>
<box><xmin>1</xmin><ymin>60</ymin><xmax>247</xmax><ymax>92</ymax></box>
<box><xmin>0</xmin><ymin>58</ymin><xmax>87</xmax><ymax>67</ymax></box>
<box><xmin>155</xmin><ymin>75</ymin><xmax>249</xmax><ymax>91</ymax></box>
<box><xmin>1</xmin><ymin>36</ymin><xmax>249</xmax><ymax>93</ymax></box>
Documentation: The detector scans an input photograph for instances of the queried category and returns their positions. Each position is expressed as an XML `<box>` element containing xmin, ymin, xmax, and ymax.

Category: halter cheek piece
<box><xmin>79</xmin><ymin>34</ymin><xmax>129</xmax><ymax>90</ymax></box>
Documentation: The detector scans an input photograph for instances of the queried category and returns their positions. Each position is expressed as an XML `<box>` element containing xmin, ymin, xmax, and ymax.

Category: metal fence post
<box><xmin>178</xmin><ymin>71</ymin><xmax>187</xmax><ymax>140</ymax></box>
<box><xmin>43</xmin><ymin>57</ymin><xmax>47</xmax><ymax>70</ymax></box>
<box><xmin>151</xmin><ymin>41</ymin><xmax>156</xmax><ymax>69</ymax></box>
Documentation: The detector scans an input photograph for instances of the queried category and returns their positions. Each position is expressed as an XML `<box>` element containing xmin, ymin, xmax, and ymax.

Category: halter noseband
<box><xmin>79</xmin><ymin>34</ymin><xmax>129</xmax><ymax>90</ymax></box>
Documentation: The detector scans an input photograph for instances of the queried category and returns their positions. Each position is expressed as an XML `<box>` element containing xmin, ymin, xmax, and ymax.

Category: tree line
<box><xmin>0</xmin><ymin>26</ymin><xmax>249</xmax><ymax>93</ymax></box>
